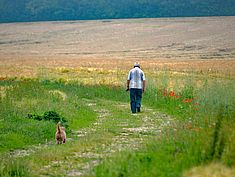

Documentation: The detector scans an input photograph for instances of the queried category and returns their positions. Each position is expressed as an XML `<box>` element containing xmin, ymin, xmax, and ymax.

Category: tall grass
<box><xmin>0</xmin><ymin>67</ymin><xmax>234</xmax><ymax>176</ymax></box>
<box><xmin>0</xmin><ymin>158</ymin><xmax>32</xmax><ymax>177</ymax></box>
<box><xmin>89</xmin><ymin>70</ymin><xmax>235</xmax><ymax>176</ymax></box>
<box><xmin>92</xmin><ymin>130</ymin><xmax>206</xmax><ymax>177</ymax></box>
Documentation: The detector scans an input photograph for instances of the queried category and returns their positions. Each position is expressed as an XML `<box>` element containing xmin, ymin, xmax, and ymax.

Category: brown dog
<box><xmin>55</xmin><ymin>122</ymin><xmax>66</xmax><ymax>144</ymax></box>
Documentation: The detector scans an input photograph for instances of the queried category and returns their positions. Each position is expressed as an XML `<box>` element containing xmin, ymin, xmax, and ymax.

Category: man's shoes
<box><xmin>137</xmin><ymin>107</ymin><xmax>140</xmax><ymax>113</ymax></box>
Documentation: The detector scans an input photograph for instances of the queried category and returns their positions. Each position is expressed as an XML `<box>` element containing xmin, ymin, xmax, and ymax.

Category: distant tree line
<box><xmin>0</xmin><ymin>0</ymin><xmax>235</xmax><ymax>23</ymax></box>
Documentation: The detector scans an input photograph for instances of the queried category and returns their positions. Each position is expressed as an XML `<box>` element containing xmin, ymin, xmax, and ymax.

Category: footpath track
<box><xmin>7</xmin><ymin>99</ymin><xmax>176</xmax><ymax>177</ymax></box>
<box><xmin>44</xmin><ymin>99</ymin><xmax>175</xmax><ymax>177</ymax></box>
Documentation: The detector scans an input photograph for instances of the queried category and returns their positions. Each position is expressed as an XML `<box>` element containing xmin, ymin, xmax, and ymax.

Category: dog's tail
<box><xmin>57</xmin><ymin>122</ymin><xmax>61</xmax><ymax>133</ymax></box>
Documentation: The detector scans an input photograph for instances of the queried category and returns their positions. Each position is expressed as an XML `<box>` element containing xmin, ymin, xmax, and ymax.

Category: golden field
<box><xmin>0</xmin><ymin>16</ymin><xmax>234</xmax><ymax>80</ymax></box>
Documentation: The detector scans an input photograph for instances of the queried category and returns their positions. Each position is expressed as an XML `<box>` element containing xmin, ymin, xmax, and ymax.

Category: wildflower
<box><xmin>174</xmin><ymin>95</ymin><xmax>180</xmax><ymax>99</ymax></box>
<box><xmin>169</xmin><ymin>91</ymin><xmax>176</xmax><ymax>97</ymax></box>
<box><xmin>193</xmin><ymin>102</ymin><xmax>201</xmax><ymax>106</ymax></box>
<box><xmin>163</xmin><ymin>90</ymin><xmax>168</xmax><ymax>97</ymax></box>
<box><xmin>193</xmin><ymin>101</ymin><xmax>202</xmax><ymax>110</ymax></box>
<box><xmin>185</xmin><ymin>123</ymin><xmax>193</xmax><ymax>129</ymax></box>
<box><xmin>182</xmin><ymin>98</ymin><xmax>193</xmax><ymax>103</ymax></box>
<box><xmin>162</xmin><ymin>90</ymin><xmax>179</xmax><ymax>98</ymax></box>
<box><xmin>169</xmin><ymin>91</ymin><xmax>180</xmax><ymax>99</ymax></box>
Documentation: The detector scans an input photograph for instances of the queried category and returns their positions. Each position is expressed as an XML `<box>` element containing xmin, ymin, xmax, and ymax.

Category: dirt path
<box><xmin>37</xmin><ymin>99</ymin><xmax>175</xmax><ymax>176</ymax></box>
<box><xmin>6</xmin><ymin>99</ymin><xmax>176</xmax><ymax>176</ymax></box>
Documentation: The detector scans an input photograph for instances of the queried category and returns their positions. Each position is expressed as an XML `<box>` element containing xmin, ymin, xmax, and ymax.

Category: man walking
<box><xmin>127</xmin><ymin>62</ymin><xmax>146</xmax><ymax>113</ymax></box>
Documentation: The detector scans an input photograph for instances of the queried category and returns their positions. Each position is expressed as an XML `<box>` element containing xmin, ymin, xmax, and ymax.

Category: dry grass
<box><xmin>0</xmin><ymin>57</ymin><xmax>234</xmax><ymax>78</ymax></box>
<box><xmin>183</xmin><ymin>163</ymin><xmax>235</xmax><ymax>177</ymax></box>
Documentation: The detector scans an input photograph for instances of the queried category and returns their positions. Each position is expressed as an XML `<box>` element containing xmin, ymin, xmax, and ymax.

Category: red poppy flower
<box><xmin>174</xmin><ymin>95</ymin><xmax>180</xmax><ymax>99</ymax></box>
<box><xmin>193</xmin><ymin>102</ymin><xmax>201</xmax><ymax>106</ymax></box>
<box><xmin>182</xmin><ymin>98</ymin><xmax>193</xmax><ymax>103</ymax></box>
<box><xmin>163</xmin><ymin>90</ymin><xmax>168</xmax><ymax>97</ymax></box>
<box><xmin>169</xmin><ymin>91</ymin><xmax>176</xmax><ymax>97</ymax></box>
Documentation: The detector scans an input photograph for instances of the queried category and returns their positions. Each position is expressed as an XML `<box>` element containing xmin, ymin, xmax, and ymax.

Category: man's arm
<box><xmin>143</xmin><ymin>80</ymin><xmax>146</xmax><ymax>93</ymax></box>
<box><xmin>126</xmin><ymin>80</ymin><xmax>130</xmax><ymax>91</ymax></box>
<box><xmin>141</xmin><ymin>71</ymin><xmax>146</xmax><ymax>93</ymax></box>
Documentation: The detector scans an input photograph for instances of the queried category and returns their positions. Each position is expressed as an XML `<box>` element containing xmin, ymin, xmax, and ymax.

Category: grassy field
<box><xmin>0</xmin><ymin>17</ymin><xmax>235</xmax><ymax>176</ymax></box>
<box><xmin>0</xmin><ymin>64</ymin><xmax>234</xmax><ymax>176</ymax></box>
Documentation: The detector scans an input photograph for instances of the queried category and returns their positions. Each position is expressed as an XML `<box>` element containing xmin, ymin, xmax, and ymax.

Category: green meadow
<box><xmin>0</xmin><ymin>66</ymin><xmax>234</xmax><ymax>177</ymax></box>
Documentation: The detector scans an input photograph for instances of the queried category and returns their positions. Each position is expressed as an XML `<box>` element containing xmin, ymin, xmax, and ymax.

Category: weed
<box><xmin>0</xmin><ymin>158</ymin><xmax>32</xmax><ymax>177</ymax></box>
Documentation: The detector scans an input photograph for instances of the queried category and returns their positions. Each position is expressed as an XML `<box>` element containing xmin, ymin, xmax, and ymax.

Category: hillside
<box><xmin>0</xmin><ymin>0</ymin><xmax>235</xmax><ymax>23</ymax></box>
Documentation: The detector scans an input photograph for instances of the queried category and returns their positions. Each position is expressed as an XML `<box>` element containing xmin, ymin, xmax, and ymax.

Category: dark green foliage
<box><xmin>43</xmin><ymin>111</ymin><xmax>62</xmax><ymax>122</ymax></box>
<box><xmin>27</xmin><ymin>113</ymin><xmax>43</xmax><ymax>121</ymax></box>
<box><xmin>0</xmin><ymin>0</ymin><xmax>235</xmax><ymax>23</ymax></box>
<box><xmin>27</xmin><ymin>111</ymin><xmax>66</xmax><ymax>122</ymax></box>
<box><xmin>27</xmin><ymin>111</ymin><xmax>69</xmax><ymax>130</ymax></box>
<box><xmin>43</xmin><ymin>111</ymin><xmax>69</xmax><ymax>130</ymax></box>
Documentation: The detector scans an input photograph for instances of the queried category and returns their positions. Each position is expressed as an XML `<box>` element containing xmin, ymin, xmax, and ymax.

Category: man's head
<box><xmin>134</xmin><ymin>62</ymin><xmax>140</xmax><ymax>68</ymax></box>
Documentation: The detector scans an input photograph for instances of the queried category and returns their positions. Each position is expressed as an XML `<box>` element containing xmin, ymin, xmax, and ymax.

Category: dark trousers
<box><xmin>130</xmin><ymin>88</ymin><xmax>142</xmax><ymax>113</ymax></box>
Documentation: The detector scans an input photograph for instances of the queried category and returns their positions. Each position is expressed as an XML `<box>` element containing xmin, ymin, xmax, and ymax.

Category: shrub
<box><xmin>26</xmin><ymin>111</ymin><xmax>68</xmax><ymax>129</ymax></box>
